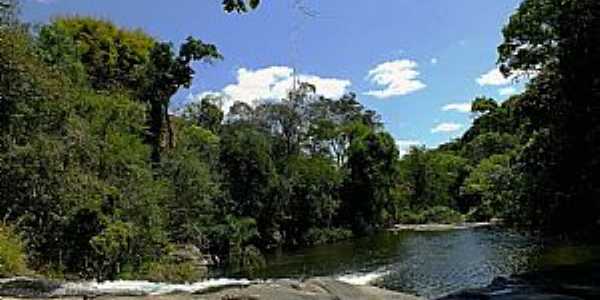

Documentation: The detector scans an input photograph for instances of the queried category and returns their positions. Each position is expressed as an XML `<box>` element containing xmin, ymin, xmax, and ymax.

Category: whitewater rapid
<box><xmin>336</xmin><ymin>269</ymin><xmax>391</xmax><ymax>285</ymax></box>
<box><xmin>56</xmin><ymin>278</ymin><xmax>255</xmax><ymax>296</ymax></box>
<box><xmin>47</xmin><ymin>269</ymin><xmax>388</xmax><ymax>296</ymax></box>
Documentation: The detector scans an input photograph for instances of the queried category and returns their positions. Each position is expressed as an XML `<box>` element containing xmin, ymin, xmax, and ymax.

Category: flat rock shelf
<box><xmin>0</xmin><ymin>277</ymin><xmax>422</xmax><ymax>300</ymax></box>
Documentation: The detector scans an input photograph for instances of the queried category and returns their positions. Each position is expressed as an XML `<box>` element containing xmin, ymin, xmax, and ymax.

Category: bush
<box><xmin>0</xmin><ymin>225</ymin><xmax>28</xmax><ymax>277</ymax></box>
<box><xmin>421</xmin><ymin>206</ymin><xmax>464</xmax><ymax>224</ymax></box>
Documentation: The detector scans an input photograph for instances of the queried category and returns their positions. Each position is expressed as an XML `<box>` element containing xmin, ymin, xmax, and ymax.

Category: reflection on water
<box><xmin>252</xmin><ymin>227</ymin><xmax>599</xmax><ymax>299</ymax></box>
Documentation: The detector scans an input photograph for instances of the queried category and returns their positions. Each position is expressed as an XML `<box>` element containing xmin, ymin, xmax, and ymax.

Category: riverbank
<box><xmin>0</xmin><ymin>277</ymin><xmax>422</xmax><ymax>300</ymax></box>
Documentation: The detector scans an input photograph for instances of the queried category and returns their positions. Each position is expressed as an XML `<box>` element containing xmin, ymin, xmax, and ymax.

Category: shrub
<box><xmin>0</xmin><ymin>225</ymin><xmax>28</xmax><ymax>277</ymax></box>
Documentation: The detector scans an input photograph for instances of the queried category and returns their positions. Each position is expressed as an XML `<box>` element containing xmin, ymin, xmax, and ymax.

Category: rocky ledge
<box><xmin>0</xmin><ymin>277</ymin><xmax>422</xmax><ymax>300</ymax></box>
<box><xmin>390</xmin><ymin>222</ymin><xmax>493</xmax><ymax>232</ymax></box>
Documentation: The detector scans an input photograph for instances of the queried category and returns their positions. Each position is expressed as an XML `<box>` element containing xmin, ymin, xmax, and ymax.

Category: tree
<box><xmin>141</xmin><ymin>37</ymin><xmax>221</xmax><ymax>164</ymax></box>
<box><xmin>462</xmin><ymin>132</ymin><xmax>519</xmax><ymax>163</ymax></box>
<box><xmin>219</xmin><ymin>126</ymin><xmax>278</xmax><ymax>229</ymax></box>
<box><xmin>222</xmin><ymin>0</ymin><xmax>260</xmax><ymax>13</ymax></box>
<box><xmin>282</xmin><ymin>155</ymin><xmax>342</xmax><ymax>245</ymax></box>
<box><xmin>399</xmin><ymin>148</ymin><xmax>469</xmax><ymax>212</ymax></box>
<box><xmin>471</xmin><ymin>97</ymin><xmax>498</xmax><ymax>114</ymax></box>
<box><xmin>183</xmin><ymin>96</ymin><xmax>225</xmax><ymax>134</ymax></box>
<box><xmin>160</xmin><ymin>125</ymin><xmax>221</xmax><ymax>247</ymax></box>
<box><xmin>461</xmin><ymin>154</ymin><xmax>513</xmax><ymax>221</ymax></box>
<box><xmin>499</xmin><ymin>0</ymin><xmax>600</xmax><ymax>234</ymax></box>
<box><xmin>342</xmin><ymin>126</ymin><xmax>399</xmax><ymax>232</ymax></box>
<box><xmin>38</xmin><ymin>17</ymin><xmax>155</xmax><ymax>91</ymax></box>
<box><xmin>38</xmin><ymin>17</ymin><xmax>222</xmax><ymax>165</ymax></box>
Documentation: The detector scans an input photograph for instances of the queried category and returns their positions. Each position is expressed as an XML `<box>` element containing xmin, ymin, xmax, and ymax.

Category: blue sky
<box><xmin>22</xmin><ymin>0</ymin><xmax>524</xmax><ymax>153</ymax></box>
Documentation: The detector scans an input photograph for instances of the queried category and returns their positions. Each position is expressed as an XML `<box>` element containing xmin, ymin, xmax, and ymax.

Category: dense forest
<box><xmin>0</xmin><ymin>0</ymin><xmax>599</xmax><ymax>282</ymax></box>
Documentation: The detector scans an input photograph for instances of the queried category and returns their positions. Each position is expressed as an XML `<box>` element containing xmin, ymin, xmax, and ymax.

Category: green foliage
<box><xmin>342</xmin><ymin>128</ymin><xmax>399</xmax><ymax>232</ymax></box>
<box><xmin>396</xmin><ymin>207</ymin><xmax>463</xmax><ymax>225</ymax></box>
<box><xmin>220</xmin><ymin>126</ymin><xmax>277</xmax><ymax>221</ymax></box>
<box><xmin>396</xmin><ymin>211</ymin><xmax>425</xmax><ymax>225</ymax></box>
<box><xmin>3</xmin><ymin>0</ymin><xmax>598</xmax><ymax>282</ymax></box>
<box><xmin>497</xmin><ymin>0</ymin><xmax>600</xmax><ymax>234</ymax></box>
<box><xmin>1</xmin><ymin>20</ymin><xmax>405</xmax><ymax>277</ymax></box>
<box><xmin>38</xmin><ymin>16</ymin><xmax>155</xmax><ymax>91</ymax></box>
<box><xmin>210</xmin><ymin>216</ymin><xmax>265</xmax><ymax>276</ymax></box>
<box><xmin>462</xmin><ymin>132</ymin><xmax>519</xmax><ymax>163</ymax></box>
<box><xmin>0</xmin><ymin>225</ymin><xmax>28</xmax><ymax>277</ymax></box>
<box><xmin>160</xmin><ymin>124</ymin><xmax>220</xmax><ymax>246</ymax></box>
<box><xmin>282</xmin><ymin>156</ymin><xmax>342</xmax><ymax>244</ymax></box>
<box><xmin>461</xmin><ymin>154</ymin><xmax>513</xmax><ymax>221</ymax></box>
<box><xmin>140</xmin><ymin>36</ymin><xmax>221</xmax><ymax>164</ymax></box>
<box><xmin>182</xmin><ymin>96</ymin><xmax>224</xmax><ymax>133</ymax></box>
<box><xmin>399</xmin><ymin>148</ymin><xmax>469</xmax><ymax>212</ymax></box>
<box><xmin>471</xmin><ymin>97</ymin><xmax>498</xmax><ymax>114</ymax></box>
<box><xmin>90</xmin><ymin>221</ymin><xmax>135</xmax><ymax>278</ymax></box>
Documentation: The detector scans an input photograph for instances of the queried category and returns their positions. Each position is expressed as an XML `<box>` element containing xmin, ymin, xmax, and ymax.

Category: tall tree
<box><xmin>141</xmin><ymin>37</ymin><xmax>221</xmax><ymax>164</ymax></box>
<box><xmin>342</xmin><ymin>125</ymin><xmax>399</xmax><ymax>232</ymax></box>
<box><xmin>499</xmin><ymin>0</ymin><xmax>600</xmax><ymax>233</ymax></box>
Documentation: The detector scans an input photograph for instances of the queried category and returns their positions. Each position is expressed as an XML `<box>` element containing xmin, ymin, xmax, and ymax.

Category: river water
<box><xmin>253</xmin><ymin>227</ymin><xmax>600</xmax><ymax>299</ymax></box>
<box><xmin>54</xmin><ymin>227</ymin><xmax>599</xmax><ymax>298</ymax></box>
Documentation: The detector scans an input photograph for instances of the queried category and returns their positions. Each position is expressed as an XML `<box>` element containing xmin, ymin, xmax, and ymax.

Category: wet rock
<box><xmin>0</xmin><ymin>277</ymin><xmax>61</xmax><ymax>298</ymax></box>
<box><xmin>0</xmin><ymin>277</ymin><xmax>422</xmax><ymax>300</ymax></box>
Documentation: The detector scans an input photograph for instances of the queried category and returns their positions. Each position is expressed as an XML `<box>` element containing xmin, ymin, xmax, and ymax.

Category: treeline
<box><xmin>0</xmin><ymin>6</ymin><xmax>400</xmax><ymax>279</ymax></box>
<box><xmin>1</xmin><ymin>0</ymin><xmax>599</xmax><ymax>282</ymax></box>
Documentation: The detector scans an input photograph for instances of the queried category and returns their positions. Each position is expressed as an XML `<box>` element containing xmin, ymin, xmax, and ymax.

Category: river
<box><xmin>250</xmin><ymin>226</ymin><xmax>600</xmax><ymax>299</ymax></box>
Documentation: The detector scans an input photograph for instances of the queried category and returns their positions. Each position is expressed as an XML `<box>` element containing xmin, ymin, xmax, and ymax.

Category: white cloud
<box><xmin>431</xmin><ymin>122</ymin><xmax>463</xmax><ymax>133</ymax></box>
<box><xmin>430</xmin><ymin>58</ymin><xmax>438</xmax><ymax>65</ymax></box>
<box><xmin>364</xmin><ymin>59</ymin><xmax>426</xmax><ymax>99</ymax></box>
<box><xmin>498</xmin><ymin>86</ymin><xmax>518</xmax><ymax>96</ymax></box>
<box><xmin>396</xmin><ymin>140</ymin><xmax>422</xmax><ymax>157</ymax></box>
<box><xmin>188</xmin><ymin>66</ymin><xmax>351</xmax><ymax>112</ymax></box>
<box><xmin>476</xmin><ymin>67</ymin><xmax>515</xmax><ymax>86</ymax></box>
<box><xmin>442</xmin><ymin>102</ymin><xmax>471</xmax><ymax>113</ymax></box>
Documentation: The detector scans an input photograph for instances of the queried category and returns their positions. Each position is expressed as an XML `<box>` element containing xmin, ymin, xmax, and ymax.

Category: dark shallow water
<box><xmin>251</xmin><ymin>227</ymin><xmax>600</xmax><ymax>299</ymax></box>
